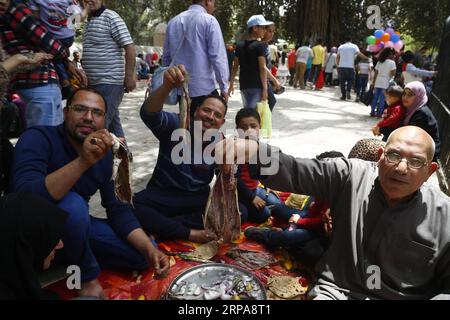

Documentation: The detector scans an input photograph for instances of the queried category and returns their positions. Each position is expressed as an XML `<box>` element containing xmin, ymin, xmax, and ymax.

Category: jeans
<box><xmin>57</xmin><ymin>192</ymin><xmax>147</xmax><ymax>282</ymax></box>
<box><xmin>262</xmin><ymin>204</ymin><xmax>315</xmax><ymax>247</ymax></box>
<box><xmin>356</xmin><ymin>75</ymin><xmax>369</xmax><ymax>98</ymax></box>
<box><xmin>18</xmin><ymin>83</ymin><xmax>63</xmax><ymax>128</ymax></box>
<box><xmin>371</xmin><ymin>88</ymin><xmax>386</xmax><ymax>116</ymax></box>
<box><xmin>241</xmin><ymin>187</ymin><xmax>281</xmax><ymax>224</ymax></box>
<box><xmin>91</xmin><ymin>83</ymin><xmax>125</xmax><ymax>138</ymax></box>
<box><xmin>54</xmin><ymin>37</ymin><xmax>74</xmax><ymax>83</ymax></box>
<box><xmin>241</xmin><ymin>88</ymin><xmax>262</xmax><ymax>110</ymax></box>
<box><xmin>338</xmin><ymin>68</ymin><xmax>355</xmax><ymax>97</ymax></box>
<box><xmin>267</xmin><ymin>81</ymin><xmax>276</xmax><ymax>112</ymax></box>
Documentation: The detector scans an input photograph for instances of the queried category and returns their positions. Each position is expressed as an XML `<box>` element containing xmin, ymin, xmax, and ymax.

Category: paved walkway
<box><xmin>90</xmin><ymin>82</ymin><xmax>439</xmax><ymax>217</ymax></box>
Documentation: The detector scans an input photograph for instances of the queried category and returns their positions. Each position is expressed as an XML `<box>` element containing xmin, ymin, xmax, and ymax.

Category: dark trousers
<box><xmin>311</xmin><ymin>64</ymin><xmax>322</xmax><ymax>84</ymax></box>
<box><xmin>57</xmin><ymin>192</ymin><xmax>147</xmax><ymax>282</ymax></box>
<box><xmin>325</xmin><ymin>72</ymin><xmax>333</xmax><ymax>86</ymax></box>
<box><xmin>339</xmin><ymin>68</ymin><xmax>355</xmax><ymax>97</ymax></box>
<box><xmin>268</xmin><ymin>81</ymin><xmax>276</xmax><ymax>112</ymax></box>
<box><xmin>134</xmin><ymin>188</ymin><xmax>248</xmax><ymax>241</ymax></box>
<box><xmin>189</xmin><ymin>89</ymin><xmax>219</xmax><ymax>117</ymax></box>
<box><xmin>289</xmin><ymin>67</ymin><xmax>296</xmax><ymax>86</ymax></box>
<box><xmin>356</xmin><ymin>74</ymin><xmax>369</xmax><ymax>98</ymax></box>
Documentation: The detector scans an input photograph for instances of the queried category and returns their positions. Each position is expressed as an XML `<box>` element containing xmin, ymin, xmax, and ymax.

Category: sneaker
<box><xmin>347</xmin><ymin>92</ymin><xmax>351</xmax><ymax>100</ymax></box>
<box><xmin>340</xmin><ymin>96</ymin><xmax>346</xmax><ymax>101</ymax></box>
<box><xmin>244</xmin><ymin>227</ymin><xmax>270</xmax><ymax>243</ymax></box>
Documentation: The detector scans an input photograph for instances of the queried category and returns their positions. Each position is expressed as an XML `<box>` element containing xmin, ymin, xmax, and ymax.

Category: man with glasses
<box><xmin>11</xmin><ymin>88</ymin><xmax>169</xmax><ymax>299</ymax></box>
<box><xmin>215</xmin><ymin>126</ymin><xmax>449</xmax><ymax>300</ymax></box>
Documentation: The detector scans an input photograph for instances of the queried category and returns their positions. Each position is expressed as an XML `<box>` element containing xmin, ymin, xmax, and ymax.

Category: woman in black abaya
<box><xmin>0</xmin><ymin>193</ymin><xmax>67</xmax><ymax>299</ymax></box>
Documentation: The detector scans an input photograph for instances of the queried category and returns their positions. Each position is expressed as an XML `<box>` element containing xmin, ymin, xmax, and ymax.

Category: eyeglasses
<box><xmin>68</xmin><ymin>104</ymin><xmax>105</xmax><ymax>118</ymax></box>
<box><xmin>384</xmin><ymin>151</ymin><xmax>429</xmax><ymax>169</ymax></box>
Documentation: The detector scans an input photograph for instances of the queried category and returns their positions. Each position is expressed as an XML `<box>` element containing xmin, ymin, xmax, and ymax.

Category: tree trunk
<box><xmin>297</xmin><ymin>0</ymin><xmax>340</xmax><ymax>47</ymax></box>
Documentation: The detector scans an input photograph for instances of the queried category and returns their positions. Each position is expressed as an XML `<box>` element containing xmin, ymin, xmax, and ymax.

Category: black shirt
<box><xmin>235</xmin><ymin>40</ymin><xmax>266</xmax><ymax>90</ymax></box>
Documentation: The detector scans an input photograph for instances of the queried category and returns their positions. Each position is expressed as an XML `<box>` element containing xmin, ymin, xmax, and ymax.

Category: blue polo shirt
<box><xmin>139</xmin><ymin>107</ymin><xmax>217</xmax><ymax>195</ymax></box>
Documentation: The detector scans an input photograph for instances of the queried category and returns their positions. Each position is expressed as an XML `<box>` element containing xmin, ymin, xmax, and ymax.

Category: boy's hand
<box><xmin>252</xmin><ymin>196</ymin><xmax>266</xmax><ymax>210</ymax></box>
<box><xmin>372</xmin><ymin>126</ymin><xmax>381</xmax><ymax>136</ymax></box>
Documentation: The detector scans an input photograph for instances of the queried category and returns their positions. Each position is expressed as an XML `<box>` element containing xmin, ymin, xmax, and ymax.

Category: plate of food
<box><xmin>164</xmin><ymin>263</ymin><xmax>267</xmax><ymax>300</ymax></box>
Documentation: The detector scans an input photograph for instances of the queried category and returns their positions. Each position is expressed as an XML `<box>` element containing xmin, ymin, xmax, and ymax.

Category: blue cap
<box><xmin>247</xmin><ymin>15</ymin><xmax>273</xmax><ymax>28</ymax></box>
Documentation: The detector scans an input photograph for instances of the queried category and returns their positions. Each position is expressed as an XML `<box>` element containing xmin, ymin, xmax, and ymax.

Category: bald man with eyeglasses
<box><xmin>11</xmin><ymin>88</ymin><xmax>169</xmax><ymax>299</ymax></box>
<box><xmin>215</xmin><ymin>126</ymin><xmax>450</xmax><ymax>300</ymax></box>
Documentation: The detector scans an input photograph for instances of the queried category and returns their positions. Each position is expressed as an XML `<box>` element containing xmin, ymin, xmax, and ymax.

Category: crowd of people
<box><xmin>0</xmin><ymin>0</ymin><xmax>448</xmax><ymax>301</ymax></box>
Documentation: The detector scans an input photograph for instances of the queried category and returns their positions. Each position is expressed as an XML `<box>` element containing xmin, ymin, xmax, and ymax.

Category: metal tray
<box><xmin>164</xmin><ymin>263</ymin><xmax>267</xmax><ymax>300</ymax></box>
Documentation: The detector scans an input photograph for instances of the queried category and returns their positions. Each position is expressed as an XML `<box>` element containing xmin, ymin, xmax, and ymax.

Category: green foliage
<box><xmin>100</xmin><ymin>0</ymin><xmax>449</xmax><ymax>49</ymax></box>
<box><xmin>396</xmin><ymin>0</ymin><xmax>450</xmax><ymax>49</ymax></box>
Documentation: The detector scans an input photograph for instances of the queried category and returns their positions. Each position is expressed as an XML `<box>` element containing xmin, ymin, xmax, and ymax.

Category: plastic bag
<box><xmin>256</xmin><ymin>100</ymin><xmax>272</xmax><ymax>139</ymax></box>
<box><xmin>151</xmin><ymin>66</ymin><xmax>178</xmax><ymax>105</ymax></box>
<box><xmin>315</xmin><ymin>70</ymin><xmax>324</xmax><ymax>89</ymax></box>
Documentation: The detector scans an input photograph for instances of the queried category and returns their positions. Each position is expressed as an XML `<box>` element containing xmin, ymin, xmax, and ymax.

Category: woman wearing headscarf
<box><xmin>0</xmin><ymin>193</ymin><xmax>67</xmax><ymax>299</ymax></box>
<box><xmin>402</xmin><ymin>81</ymin><xmax>441</xmax><ymax>161</ymax></box>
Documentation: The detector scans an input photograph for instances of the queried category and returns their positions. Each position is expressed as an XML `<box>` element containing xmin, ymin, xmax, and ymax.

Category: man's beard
<box><xmin>66</xmin><ymin>122</ymin><xmax>96</xmax><ymax>144</ymax></box>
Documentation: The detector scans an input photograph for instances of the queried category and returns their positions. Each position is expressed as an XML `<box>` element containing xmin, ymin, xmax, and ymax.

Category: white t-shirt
<box><xmin>374</xmin><ymin>59</ymin><xmax>397</xmax><ymax>89</ymax></box>
<box><xmin>296</xmin><ymin>46</ymin><xmax>313</xmax><ymax>64</ymax></box>
<box><xmin>337</xmin><ymin>42</ymin><xmax>360</xmax><ymax>69</ymax></box>
<box><xmin>358</xmin><ymin>60</ymin><xmax>373</xmax><ymax>75</ymax></box>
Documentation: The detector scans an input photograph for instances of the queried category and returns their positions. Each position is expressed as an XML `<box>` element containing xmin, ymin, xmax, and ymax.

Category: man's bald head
<box><xmin>386</xmin><ymin>126</ymin><xmax>436</xmax><ymax>161</ymax></box>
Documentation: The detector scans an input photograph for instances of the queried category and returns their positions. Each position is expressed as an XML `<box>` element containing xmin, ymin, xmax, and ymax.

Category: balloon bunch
<box><xmin>366</xmin><ymin>27</ymin><xmax>404</xmax><ymax>53</ymax></box>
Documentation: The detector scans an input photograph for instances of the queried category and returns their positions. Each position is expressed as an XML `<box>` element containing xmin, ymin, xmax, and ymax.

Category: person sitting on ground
<box><xmin>0</xmin><ymin>193</ymin><xmax>67</xmax><ymax>300</ymax></box>
<box><xmin>216</xmin><ymin>126</ymin><xmax>449</xmax><ymax>300</ymax></box>
<box><xmin>402</xmin><ymin>81</ymin><xmax>441</xmax><ymax>162</ymax></box>
<box><xmin>244</xmin><ymin>151</ymin><xmax>344</xmax><ymax>267</ymax></box>
<box><xmin>11</xmin><ymin>88</ymin><xmax>169</xmax><ymax>299</ymax></box>
<box><xmin>235</xmin><ymin>108</ymin><xmax>281</xmax><ymax>224</ymax></box>
<box><xmin>134</xmin><ymin>65</ymin><xmax>245</xmax><ymax>244</ymax></box>
<box><xmin>372</xmin><ymin>85</ymin><xmax>405</xmax><ymax>142</ymax></box>
<box><xmin>136</xmin><ymin>53</ymin><xmax>150</xmax><ymax>80</ymax></box>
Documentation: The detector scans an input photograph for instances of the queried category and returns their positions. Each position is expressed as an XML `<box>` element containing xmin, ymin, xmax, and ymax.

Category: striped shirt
<box><xmin>82</xmin><ymin>8</ymin><xmax>133</xmax><ymax>85</ymax></box>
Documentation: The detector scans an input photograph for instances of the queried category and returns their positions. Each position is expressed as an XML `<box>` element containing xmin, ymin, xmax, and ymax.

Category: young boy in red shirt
<box><xmin>372</xmin><ymin>85</ymin><xmax>405</xmax><ymax>142</ymax></box>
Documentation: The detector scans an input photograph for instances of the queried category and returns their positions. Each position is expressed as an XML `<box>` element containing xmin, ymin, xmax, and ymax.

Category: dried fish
<box><xmin>203</xmin><ymin>165</ymin><xmax>241</xmax><ymax>243</ymax></box>
<box><xmin>110</xmin><ymin>134</ymin><xmax>134</xmax><ymax>206</ymax></box>
<box><xmin>179</xmin><ymin>74</ymin><xmax>191</xmax><ymax>141</ymax></box>
<box><xmin>226</xmin><ymin>248</ymin><xmax>276</xmax><ymax>270</ymax></box>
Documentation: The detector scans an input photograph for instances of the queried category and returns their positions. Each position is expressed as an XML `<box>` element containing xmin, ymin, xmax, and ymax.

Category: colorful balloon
<box><xmin>367</xmin><ymin>36</ymin><xmax>377</xmax><ymax>45</ymax></box>
<box><xmin>394</xmin><ymin>40</ymin><xmax>404</xmax><ymax>52</ymax></box>
<box><xmin>385</xmin><ymin>41</ymin><xmax>394</xmax><ymax>48</ymax></box>
<box><xmin>381</xmin><ymin>33</ymin><xmax>391</xmax><ymax>42</ymax></box>
<box><xmin>391</xmin><ymin>34</ymin><xmax>401</xmax><ymax>43</ymax></box>
<box><xmin>374</xmin><ymin>29</ymin><xmax>384</xmax><ymax>39</ymax></box>
<box><xmin>369</xmin><ymin>44</ymin><xmax>380</xmax><ymax>53</ymax></box>
<box><xmin>375</xmin><ymin>39</ymin><xmax>381</xmax><ymax>45</ymax></box>
<box><xmin>386</xmin><ymin>28</ymin><xmax>395</xmax><ymax>36</ymax></box>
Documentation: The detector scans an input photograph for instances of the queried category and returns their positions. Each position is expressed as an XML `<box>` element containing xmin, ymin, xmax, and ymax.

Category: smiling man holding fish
<box><xmin>134</xmin><ymin>65</ymin><xmax>246</xmax><ymax>244</ymax></box>
<box><xmin>11</xmin><ymin>88</ymin><xmax>169</xmax><ymax>299</ymax></box>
